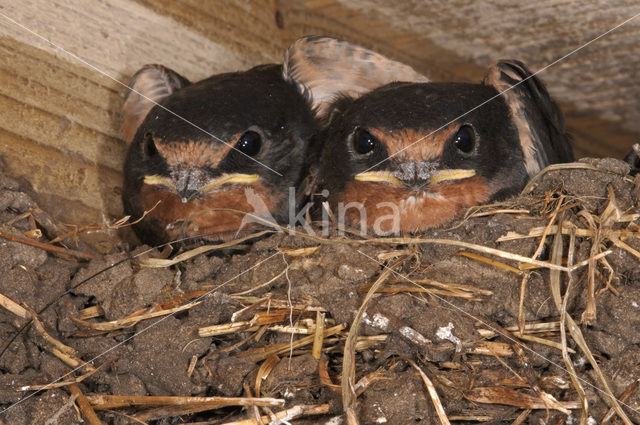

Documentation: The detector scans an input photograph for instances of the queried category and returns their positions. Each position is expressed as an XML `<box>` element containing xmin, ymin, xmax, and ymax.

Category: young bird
<box><xmin>121</xmin><ymin>64</ymin><xmax>316</xmax><ymax>245</ymax></box>
<box><xmin>285</xmin><ymin>36</ymin><xmax>574</xmax><ymax>234</ymax></box>
<box><xmin>121</xmin><ymin>38</ymin><xmax>416</xmax><ymax>245</ymax></box>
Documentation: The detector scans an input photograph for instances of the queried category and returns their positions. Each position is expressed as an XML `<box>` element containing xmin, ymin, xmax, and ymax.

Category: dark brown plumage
<box><xmin>285</xmin><ymin>36</ymin><xmax>574</xmax><ymax>234</ymax></box>
<box><xmin>121</xmin><ymin>64</ymin><xmax>316</xmax><ymax>245</ymax></box>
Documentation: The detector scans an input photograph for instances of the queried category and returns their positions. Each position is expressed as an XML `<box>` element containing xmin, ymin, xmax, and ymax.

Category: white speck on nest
<box><xmin>372</xmin><ymin>313</ymin><xmax>390</xmax><ymax>330</ymax></box>
<box><xmin>400</xmin><ymin>326</ymin><xmax>431</xmax><ymax>345</ymax></box>
<box><xmin>632</xmin><ymin>301</ymin><xmax>639</xmax><ymax>308</ymax></box>
<box><xmin>436</xmin><ymin>322</ymin><xmax>462</xmax><ymax>352</ymax></box>
<box><xmin>587</xmin><ymin>417</ymin><xmax>597</xmax><ymax>425</ymax></box>
<box><xmin>361</xmin><ymin>313</ymin><xmax>390</xmax><ymax>331</ymax></box>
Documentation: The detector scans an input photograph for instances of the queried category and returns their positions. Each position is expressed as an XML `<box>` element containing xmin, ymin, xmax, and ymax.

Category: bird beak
<box><xmin>144</xmin><ymin>172</ymin><xmax>260</xmax><ymax>202</ymax></box>
<box><xmin>355</xmin><ymin>168</ymin><xmax>476</xmax><ymax>186</ymax></box>
<box><xmin>428</xmin><ymin>169</ymin><xmax>477</xmax><ymax>184</ymax></box>
<box><xmin>197</xmin><ymin>173</ymin><xmax>260</xmax><ymax>192</ymax></box>
<box><xmin>354</xmin><ymin>171</ymin><xmax>403</xmax><ymax>185</ymax></box>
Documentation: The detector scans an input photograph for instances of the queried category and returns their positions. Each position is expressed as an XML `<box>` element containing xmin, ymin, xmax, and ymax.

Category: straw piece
<box><xmin>18</xmin><ymin>360</ymin><xmax>108</xmax><ymax>391</ymax></box>
<box><xmin>74</xmin><ymin>299</ymin><xmax>201</xmax><ymax>331</ymax></box>
<box><xmin>0</xmin><ymin>229</ymin><xmax>95</xmax><ymax>260</ymax></box>
<box><xmin>318</xmin><ymin>358</ymin><xmax>341</xmax><ymax>394</ymax></box>
<box><xmin>0</xmin><ymin>292</ymin><xmax>30</xmax><ymax>319</ymax></box>
<box><xmin>140</xmin><ymin>230</ymin><xmax>273</xmax><ymax>268</ymax></box>
<box><xmin>24</xmin><ymin>305</ymin><xmax>95</xmax><ymax>372</ymax></box>
<box><xmin>218</xmin><ymin>404</ymin><xmax>330</xmax><ymax>425</ymax></box>
<box><xmin>497</xmin><ymin>224</ymin><xmax>592</xmax><ymax>241</ymax></box>
<box><xmin>278</xmin><ymin>246</ymin><xmax>319</xmax><ymax>257</ymax></box>
<box><xmin>86</xmin><ymin>395</ymin><xmax>284</xmax><ymax>410</ymax></box>
<box><xmin>236</xmin><ymin>325</ymin><xmax>345</xmax><ymax>362</ymax></box>
<box><xmin>550</xmin><ymin>218</ymin><xmax>632</xmax><ymax>424</ymax></box>
<box><xmin>312</xmin><ymin>311</ymin><xmax>326</xmax><ymax>360</ymax></box>
<box><xmin>343</xmin><ymin>266</ymin><xmax>394</xmax><ymax>425</ymax></box>
<box><xmin>406</xmin><ymin>358</ymin><xmax>451</xmax><ymax>425</ymax></box>
<box><xmin>360</xmin><ymin>237</ymin><xmax>570</xmax><ymax>272</ymax></box>
<box><xmin>477</xmin><ymin>321</ymin><xmax>561</xmax><ymax>337</ymax></box>
<box><xmin>255</xmin><ymin>354</ymin><xmax>280</xmax><ymax>397</ymax></box>
<box><xmin>601</xmin><ymin>379</ymin><xmax>639</xmax><ymax>424</ymax></box>
<box><xmin>456</xmin><ymin>251</ymin><xmax>523</xmax><ymax>275</ymax></box>
<box><xmin>464</xmin><ymin>386</ymin><xmax>580</xmax><ymax>410</ymax></box>
<box><xmin>77</xmin><ymin>305</ymin><xmax>104</xmax><ymax>320</ymax></box>
<box><xmin>69</xmin><ymin>383</ymin><xmax>103</xmax><ymax>425</ymax></box>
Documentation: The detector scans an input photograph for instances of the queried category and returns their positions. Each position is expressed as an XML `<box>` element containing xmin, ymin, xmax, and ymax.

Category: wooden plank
<box><xmin>0</xmin><ymin>0</ymin><xmax>248</xmax><ymax>79</ymax></box>
<box><xmin>0</xmin><ymin>36</ymin><xmax>124</xmax><ymax>227</ymax></box>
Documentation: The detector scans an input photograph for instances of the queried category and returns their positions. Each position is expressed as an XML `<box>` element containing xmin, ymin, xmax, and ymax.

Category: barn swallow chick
<box><xmin>285</xmin><ymin>37</ymin><xmax>574</xmax><ymax>234</ymax></box>
<box><xmin>624</xmin><ymin>143</ymin><xmax>640</xmax><ymax>175</ymax></box>
<box><xmin>121</xmin><ymin>64</ymin><xmax>316</xmax><ymax>245</ymax></box>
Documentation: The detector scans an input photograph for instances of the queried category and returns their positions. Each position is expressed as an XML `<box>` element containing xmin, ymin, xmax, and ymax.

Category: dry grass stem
<box><xmin>22</xmin><ymin>305</ymin><xmax>96</xmax><ymax>373</ymax></box>
<box><xmin>466</xmin><ymin>208</ymin><xmax>530</xmax><ymax>218</ymax></box>
<box><xmin>467</xmin><ymin>342</ymin><xmax>514</xmax><ymax>357</ymax></box>
<box><xmin>218</xmin><ymin>404</ymin><xmax>330</xmax><ymax>425</ymax></box>
<box><xmin>86</xmin><ymin>395</ymin><xmax>284</xmax><ymax>410</ymax></box>
<box><xmin>236</xmin><ymin>324</ymin><xmax>345</xmax><ymax>362</ymax></box>
<box><xmin>456</xmin><ymin>251</ymin><xmax>523</xmax><ymax>274</ymax></box>
<box><xmin>464</xmin><ymin>387</ymin><xmax>579</xmax><ymax>411</ymax></box>
<box><xmin>387</xmin><ymin>278</ymin><xmax>493</xmax><ymax>296</ymax></box>
<box><xmin>405</xmin><ymin>358</ymin><xmax>451</xmax><ymax>425</ymax></box>
<box><xmin>517</xmin><ymin>273</ymin><xmax>528</xmax><ymax>333</ymax></box>
<box><xmin>312</xmin><ymin>311</ymin><xmax>326</xmax><ymax>359</ymax></box>
<box><xmin>0</xmin><ymin>229</ymin><xmax>96</xmax><ymax>260</ymax></box>
<box><xmin>0</xmin><ymin>292</ymin><xmax>31</xmax><ymax>319</ymax></box>
<box><xmin>68</xmin><ymin>383</ymin><xmax>103</xmax><ymax>425</ymax></box>
<box><xmin>140</xmin><ymin>230</ymin><xmax>273</xmax><ymax>268</ymax></box>
<box><xmin>550</xmin><ymin>219</ymin><xmax>632</xmax><ymax>424</ymax></box>
<box><xmin>478</xmin><ymin>321</ymin><xmax>561</xmax><ymax>338</ymax></box>
<box><xmin>342</xmin><ymin>265</ymin><xmax>395</xmax><ymax>425</ymax></box>
<box><xmin>255</xmin><ymin>354</ymin><xmax>280</xmax><ymax>397</ymax></box>
<box><xmin>601</xmin><ymin>379</ymin><xmax>639</xmax><ymax>424</ymax></box>
<box><xmin>18</xmin><ymin>360</ymin><xmax>109</xmax><ymax>391</ymax></box>
<box><xmin>318</xmin><ymin>358</ymin><xmax>341</xmax><ymax>394</ymax></box>
<box><xmin>74</xmin><ymin>299</ymin><xmax>202</xmax><ymax>331</ymax></box>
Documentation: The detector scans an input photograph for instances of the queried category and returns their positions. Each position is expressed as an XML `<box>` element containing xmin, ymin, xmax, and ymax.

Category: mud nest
<box><xmin>1</xmin><ymin>157</ymin><xmax>640</xmax><ymax>425</ymax></box>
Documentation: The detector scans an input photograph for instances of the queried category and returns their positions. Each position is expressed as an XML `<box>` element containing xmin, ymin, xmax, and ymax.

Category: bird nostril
<box><xmin>393</xmin><ymin>162</ymin><xmax>438</xmax><ymax>184</ymax></box>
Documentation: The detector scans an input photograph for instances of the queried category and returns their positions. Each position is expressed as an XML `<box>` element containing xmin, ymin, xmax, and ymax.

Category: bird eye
<box><xmin>353</xmin><ymin>128</ymin><xmax>377</xmax><ymax>155</ymax></box>
<box><xmin>237</xmin><ymin>130</ymin><xmax>262</xmax><ymax>156</ymax></box>
<box><xmin>142</xmin><ymin>132</ymin><xmax>159</xmax><ymax>158</ymax></box>
<box><xmin>453</xmin><ymin>125</ymin><xmax>476</xmax><ymax>154</ymax></box>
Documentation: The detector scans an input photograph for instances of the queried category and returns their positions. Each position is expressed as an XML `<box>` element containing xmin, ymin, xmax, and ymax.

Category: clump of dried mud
<box><xmin>1</xmin><ymin>158</ymin><xmax>639</xmax><ymax>424</ymax></box>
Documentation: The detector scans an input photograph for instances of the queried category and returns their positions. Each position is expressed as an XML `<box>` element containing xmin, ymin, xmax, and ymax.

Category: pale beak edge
<box><xmin>355</xmin><ymin>169</ymin><xmax>476</xmax><ymax>185</ymax></box>
<box><xmin>143</xmin><ymin>173</ymin><xmax>260</xmax><ymax>193</ymax></box>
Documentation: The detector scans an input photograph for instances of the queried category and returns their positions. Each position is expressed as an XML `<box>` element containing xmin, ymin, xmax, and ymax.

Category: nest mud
<box><xmin>1</xmin><ymin>158</ymin><xmax>640</xmax><ymax>424</ymax></box>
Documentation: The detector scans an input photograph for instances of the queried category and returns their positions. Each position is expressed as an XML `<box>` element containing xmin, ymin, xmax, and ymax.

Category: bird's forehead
<box><xmin>366</xmin><ymin>125</ymin><xmax>458</xmax><ymax>163</ymax></box>
<box><xmin>154</xmin><ymin>136</ymin><xmax>237</xmax><ymax>169</ymax></box>
<box><xmin>350</xmin><ymin>82</ymin><xmax>501</xmax><ymax>128</ymax></box>
<box><xmin>140</xmin><ymin>71</ymin><xmax>297</xmax><ymax>141</ymax></box>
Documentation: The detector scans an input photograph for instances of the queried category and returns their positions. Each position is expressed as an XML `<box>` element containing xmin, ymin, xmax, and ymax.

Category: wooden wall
<box><xmin>0</xmin><ymin>0</ymin><xmax>638</xmax><ymax>235</ymax></box>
